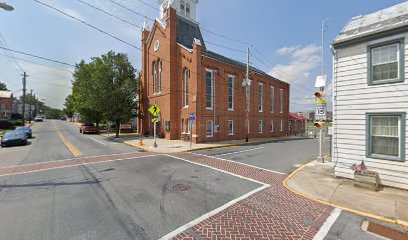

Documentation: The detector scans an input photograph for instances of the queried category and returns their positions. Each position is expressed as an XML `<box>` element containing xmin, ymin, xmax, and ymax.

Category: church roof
<box><xmin>176</xmin><ymin>15</ymin><xmax>206</xmax><ymax>49</ymax></box>
<box><xmin>334</xmin><ymin>2</ymin><xmax>408</xmax><ymax>45</ymax></box>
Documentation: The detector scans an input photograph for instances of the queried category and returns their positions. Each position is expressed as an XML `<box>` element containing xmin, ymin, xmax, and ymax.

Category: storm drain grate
<box><xmin>173</xmin><ymin>184</ymin><xmax>191</xmax><ymax>191</ymax></box>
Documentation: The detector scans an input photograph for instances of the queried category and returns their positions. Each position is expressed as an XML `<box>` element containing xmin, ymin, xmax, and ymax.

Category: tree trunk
<box><xmin>96</xmin><ymin>121</ymin><xmax>100</xmax><ymax>133</ymax></box>
<box><xmin>115</xmin><ymin>121</ymin><xmax>120</xmax><ymax>138</ymax></box>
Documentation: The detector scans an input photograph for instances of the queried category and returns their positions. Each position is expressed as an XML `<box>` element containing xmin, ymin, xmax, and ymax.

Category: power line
<box><xmin>0</xmin><ymin>53</ymin><xmax>74</xmax><ymax>73</ymax></box>
<box><xmin>33</xmin><ymin>0</ymin><xmax>141</xmax><ymax>50</ymax></box>
<box><xmin>0</xmin><ymin>46</ymin><xmax>75</xmax><ymax>67</ymax></box>
<box><xmin>107</xmin><ymin>0</ymin><xmax>154</xmax><ymax>21</ymax></box>
<box><xmin>75</xmin><ymin>0</ymin><xmax>143</xmax><ymax>29</ymax></box>
<box><xmin>206</xmin><ymin>40</ymin><xmax>246</xmax><ymax>53</ymax></box>
<box><xmin>133</xmin><ymin>0</ymin><xmax>160</xmax><ymax>11</ymax></box>
<box><xmin>0</xmin><ymin>33</ymin><xmax>24</xmax><ymax>74</ymax></box>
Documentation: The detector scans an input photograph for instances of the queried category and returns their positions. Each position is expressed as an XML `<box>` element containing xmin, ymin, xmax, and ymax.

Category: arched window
<box><xmin>180</xmin><ymin>1</ymin><xmax>185</xmax><ymax>15</ymax></box>
<box><xmin>184</xmin><ymin>69</ymin><xmax>189</xmax><ymax>107</ymax></box>
<box><xmin>158</xmin><ymin>60</ymin><xmax>162</xmax><ymax>93</ymax></box>
<box><xmin>153</xmin><ymin>61</ymin><xmax>157</xmax><ymax>94</ymax></box>
<box><xmin>186</xmin><ymin>3</ymin><xmax>190</xmax><ymax>17</ymax></box>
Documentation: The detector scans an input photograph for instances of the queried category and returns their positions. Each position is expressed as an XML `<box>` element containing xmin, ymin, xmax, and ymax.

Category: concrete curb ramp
<box><xmin>282</xmin><ymin>160</ymin><xmax>408</xmax><ymax>229</ymax></box>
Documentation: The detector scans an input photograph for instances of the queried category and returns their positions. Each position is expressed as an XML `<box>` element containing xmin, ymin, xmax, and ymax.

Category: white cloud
<box><xmin>270</xmin><ymin>44</ymin><xmax>322</xmax><ymax>85</ymax></box>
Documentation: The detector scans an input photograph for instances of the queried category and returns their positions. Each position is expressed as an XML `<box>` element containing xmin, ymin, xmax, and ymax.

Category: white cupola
<box><xmin>158</xmin><ymin>0</ymin><xmax>198</xmax><ymax>23</ymax></box>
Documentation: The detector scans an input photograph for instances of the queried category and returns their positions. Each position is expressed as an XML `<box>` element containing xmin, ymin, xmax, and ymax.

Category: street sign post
<box><xmin>149</xmin><ymin>103</ymin><xmax>161</xmax><ymax>148</ymax></box>
<box><xmin>189</xmin><ymin>113</ymin><xmax>195</xmax><ymax>149</ymax></box>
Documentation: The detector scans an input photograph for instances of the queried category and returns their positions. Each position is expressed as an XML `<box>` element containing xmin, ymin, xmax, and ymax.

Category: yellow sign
<box><xmin>148</xmin><ymin>103</ymin><xmax>161</xmax><ymax>117</ymax></box>
<box><xmin>315</xmin><ymin>99</ymin><xmax>328</xmax><ymax>105</ymax></box>
<box><xmin>152</xmin><ymin>118</ymin><xmax>159</xmax><ymax>123</ymax></box>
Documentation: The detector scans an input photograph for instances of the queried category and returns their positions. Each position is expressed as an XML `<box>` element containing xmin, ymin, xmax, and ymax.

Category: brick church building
<box><xmin>138</xmin><ymin>0</ymin><xmax>290</xmax><ymax>143</ymax></box>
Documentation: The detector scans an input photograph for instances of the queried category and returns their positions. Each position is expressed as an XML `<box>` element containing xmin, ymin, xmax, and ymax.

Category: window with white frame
<box><xmin>367</xmin><ymin>113</ymin><xmax>405</xmax><ymax>161</ymax></box>
<box><xmin>279</xmin><ymin>89</ymin><xmax>283</xmax><ymax>113</ymax></box>
<box><xmin>180</xmin><ymin>1</ymin><xmax>185</xmax><ymax>15</ymax></box>
<box><xmin>258</xmin><ymin>120</ymin><xmax>263</xmax><ymax>133</ymax></box>
<box><xmin>259</xmin><ymin>83</ymin><xmax>263</xmax><ymax>112</ymax></box>
<box><xmin>369</xmin><ymin>39</ymin><xmax>404</xmax><ymax>85</ymax></box>
<box><xmin>206</xmin><ymin>120</ymin><xmax>213</xmax><ymax>137</ymax></box>
<box><xmin>206</xmin><ymin>70</ymin><xmax>213</xmax><ymax>109</ymax></box>
<box><xmin>271</xmin><ymin>86</ymin><xmax>275</xmax><ymax>113</ymax></box>
<box><xmin>158</xmin><ymin>60</ymin><xmax>162</xmax><ymax>93</ymax></box>
<box><xmin>186</xmin><ymin>3</ymin><xmax>190</xmax><ymax>17</ymax></box>
<box><xmin>270</xmin><ymin>120</ymin><xmax>274</xmax><ymax>132</ymax></box>
<box><xmin>184</xmin><ymin>69</ymin><xmax>189</xmax><ymax>107</ymax></box>
<box><xmin>228</xmin><ymin>75</ymin><xmax>234</xmax><ymax>111</ymax></box>
<box><xmin>153</xmin><ymin>61</ymin><xmax>158</xmax><ymax>94</ymax></box>
<box><xmin>279</xmin><ymin>119</ymin><xmax>283</xmax><ymax>131</ymax></box>
<box><xmin>228</xmin><ymin>120</ymin><xmax>234</xmax><ymax>135</ymax></box>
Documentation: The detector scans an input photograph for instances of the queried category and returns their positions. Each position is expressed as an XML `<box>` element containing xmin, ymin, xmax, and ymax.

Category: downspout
<box><xmin>330</xmin><ymin>44</ymin><xmax>338</xmax><ymax>169</ymax></box>
<box><xmin>213</xmin><ymin>70</ymin><xmax>216</xmax><ymax>136</ymax></box>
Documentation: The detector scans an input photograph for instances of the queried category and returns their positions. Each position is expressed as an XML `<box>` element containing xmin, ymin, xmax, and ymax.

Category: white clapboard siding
<box><xmin>334</xmin><ymin>33</ymin><xmax>408</xmax><ymax>190</ymax></box>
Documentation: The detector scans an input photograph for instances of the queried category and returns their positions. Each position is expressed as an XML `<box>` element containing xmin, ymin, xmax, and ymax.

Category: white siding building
<box><xmin>332</xmin><ymin>2</ymin><xmax>408</xmax><ymax>190</ymax></box>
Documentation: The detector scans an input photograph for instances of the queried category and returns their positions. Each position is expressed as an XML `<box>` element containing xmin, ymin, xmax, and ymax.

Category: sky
<box><xmin>0</xmin><ymin>0</ymin><xmax>406</xmax><ymax>111</ymax></box>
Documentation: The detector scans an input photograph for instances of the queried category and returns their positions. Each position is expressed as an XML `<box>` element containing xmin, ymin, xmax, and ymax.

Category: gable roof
<box><xmin>177</xmin><ymin>15</ymin><xmax>206</xmax><ymax>49</ymax></box>
<box><xmin>289</xmin><ymin>113</ymin><xmax>306</xmax><ymax>121</ymax></box>
<box><xmin>334</xmin><ymin>2</ymin><xmax>408</xmax><ymax>46</ymax></box>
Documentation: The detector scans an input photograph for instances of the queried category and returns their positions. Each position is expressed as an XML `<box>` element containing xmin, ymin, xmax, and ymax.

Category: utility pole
<box><xmin>316</xmin><ymin>19</ymin><xmax>326</xmax><ymax>163</ymax></box>
<box><xmin>245</xmin><ymin>47</ymin><xmax>250</xmax><ymax>142</ymax></box>
<box><xmin>29</xmin><ymin>89</ymin><xmax>33</xmax><ymax>124</ymax></box>
<box><xmin>21</xmin><ymin>72</ymin><xmax>28</xmax><ymax>126</ymax></box>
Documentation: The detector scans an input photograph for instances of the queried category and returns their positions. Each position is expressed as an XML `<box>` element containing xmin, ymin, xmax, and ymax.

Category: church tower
<box><xmin>158</xmin><ymin>0</ymin><xmax>199</xmax><ymax>23</ymax></box>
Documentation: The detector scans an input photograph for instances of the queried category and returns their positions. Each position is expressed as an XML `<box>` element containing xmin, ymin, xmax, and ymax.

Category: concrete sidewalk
<box><xmin>286</xmin><ymin>161</ymin><xmax>408</xmax><ymax>227</ymax></box>
<box><xmin>124</xmin><ymin>136</ymin><xmax>306</xmax><ymax>153</ymax></box>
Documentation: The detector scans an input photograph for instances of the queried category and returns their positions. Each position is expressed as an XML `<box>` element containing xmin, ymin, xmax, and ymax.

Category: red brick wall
<box><xmin>139</xmin><ymin>7</ymin><xmax>290</xmax><ymax>143</ymax></box>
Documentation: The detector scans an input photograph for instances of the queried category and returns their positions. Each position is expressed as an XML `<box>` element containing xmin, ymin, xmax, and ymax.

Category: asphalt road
<box><xmin>194</xmin><ymin>138</ymin><xmax>330</xmax><ymax>174</ymax></box>
<box><xmin>0</xmin><ymin>120</ymin><xmax>137</xmax><ymax>168</ymax></box>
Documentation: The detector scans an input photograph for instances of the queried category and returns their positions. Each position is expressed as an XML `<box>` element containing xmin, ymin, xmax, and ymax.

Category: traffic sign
<box><xmin>149</xmin><ymin>103</ymin><xmax>161</xmax><ymax>117</ymax></box>
<box><xmin>152</xmin><ymin>118</ymin><xmax>159</xmax><ymax>123</ymax></box>
<box><xmin>189</xmin><ymin>113</ymin><xmax>195</xmax><ymax>121</ymax></box>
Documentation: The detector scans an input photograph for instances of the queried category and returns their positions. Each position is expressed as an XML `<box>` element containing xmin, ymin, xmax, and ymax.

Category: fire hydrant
<box><xmin>139</xmin><ymin>138</ymin><xmax>144</xmax><ymax>146</ymax></box>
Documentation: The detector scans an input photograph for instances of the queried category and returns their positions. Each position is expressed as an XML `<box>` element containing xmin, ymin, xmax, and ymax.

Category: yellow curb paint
<box><xmin>123</xmin><ymin>141</ymin><xmax>149</xmax><ymax>152</ymax></box>
<box><xmin>53</xmin><ymin>122</ymin><xmax>82</xmax><ymax>158</ymax></box>
<box><xmin>282</xmin><ymin>161</ymin><xmax>408</xmax><ymax>229</ymax></box>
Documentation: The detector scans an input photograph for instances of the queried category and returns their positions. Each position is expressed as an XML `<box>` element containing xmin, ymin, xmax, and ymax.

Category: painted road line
<box><xmin>162</xmin><ymin>154</ymin><xmax>269</xmax><ymax>240</ymax></box>
<box><xmin>87</xmin><ymin>137</ymin><xmax>106</xmax><ymax>145</ymax></box>
<box><xmin>0</xmin><ymin>155</ymin><xmax>156</xmax><ymax>178</ymax></box>
<box><xmin>313</xmin><ymin>208</ymin><xmax>342</xmax><ymax>240</ymax></box>
<box><xmin>191</xmin><ymin>152</ymin><xmax>286</xmax><ymax>175</ymax></box>
<box><xmin>213</xmin><ymin>146</ymin><xmax>264</xmax><ymax>157</ymax></box>
<box><xmin>53</xmin><ymin>122</ymin><xmax>83</xmax><ymax>158</ymax></box>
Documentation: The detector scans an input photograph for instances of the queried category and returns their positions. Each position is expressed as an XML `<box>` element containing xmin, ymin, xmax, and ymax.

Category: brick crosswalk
<box><xmin>0</xmin><ymin>151</ymin><xmax>155</xmax><ymax>177</ymax></box>
<box><xmin>169</xmin><ymin>152</ymin><xmax>333</xmax><ymax>240</ymax></box>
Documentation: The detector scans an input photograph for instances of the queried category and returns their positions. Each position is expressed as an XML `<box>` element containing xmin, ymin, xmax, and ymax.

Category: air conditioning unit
<box><xmin>214</xmin><ymin>125</ymin><xmax>220</xmax><ymax>133</ymax></box>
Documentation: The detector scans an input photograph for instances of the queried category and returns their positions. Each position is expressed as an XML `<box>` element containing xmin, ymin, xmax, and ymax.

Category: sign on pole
<box><xmin>189</xmin><ymin>113</ymin><xmax>195</xmax><ymax>121</ymax></box>
<box><xmin>315</xmin><ymin>100</ymin><xmax>327</xmax><ymax>121</ymax></box>
<box><xmin>315</xmin><ymin>75</ymin><xmax>327</xmax><ymax>88</ymax></box>
<box><xmin>149</xmin><ymin>103</ymin><xmax>161</xmax><ymax>117</ymax></box>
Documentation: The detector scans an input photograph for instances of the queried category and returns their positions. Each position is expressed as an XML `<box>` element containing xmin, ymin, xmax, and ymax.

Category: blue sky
<box><xmin>0</xmin><ymin>0</ymin><xmax>405</xmax><ymax>110</ymax></box>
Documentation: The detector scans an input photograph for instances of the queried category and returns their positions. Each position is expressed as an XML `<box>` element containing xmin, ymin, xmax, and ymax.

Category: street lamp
<box><xmin>0</xmin><ymin>2</ymin><xmax>14</xmax><ymax>11</ymax></box>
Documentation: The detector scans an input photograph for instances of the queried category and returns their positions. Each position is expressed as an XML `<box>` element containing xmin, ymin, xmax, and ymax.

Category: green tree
<box><xmin>0</xmin><ymin>82</ymin><xmax>8</xmax><ymax>91</ymax></box>
<box><xmin>63</xmin><ymin>94</ymin><xmax>75</xmax><ymax>119</ymax></box>
<box><xmin>72</xmin><ymin>60</ymin><xmax>104</xmax><ymax>130</ymax></box>
<box><xmin>92</xmin><ymin>51</ymin><xmax>137</xmax><ymax>138</ymax></box>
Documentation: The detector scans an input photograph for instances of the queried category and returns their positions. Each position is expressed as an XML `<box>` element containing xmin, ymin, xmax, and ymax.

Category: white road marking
<box><xmin>213</xmin><ymin>146</ymin><xmax>264</xmax><ymax>157</ymax></box>
<box><xmin>0</xmin><ymin>155</ymin><xmax>156</xmax><ymax>178</ymax></box>
<box><xmin>191</xmin><ymin>152</ymin><xmax>286</xmax><ymax>175</ymax></box>
<box><xmin>161</xmin><ymin>153</ymin><xmax>269</xmax><ymax>240</ymax></box>
<box><xmin>87</xmin><ymin>137</ymin><xmax>106</xmax><ymax>145</ymax></box>
<box><xmin>313</xmin><ymin>208</ymin><xmax>342</xmax><ymax>240</ymax></box>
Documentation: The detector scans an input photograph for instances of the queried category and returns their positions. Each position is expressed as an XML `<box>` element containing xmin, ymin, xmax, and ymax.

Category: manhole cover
<box><xmin>173</xmin><ymin>184</ymin><xmax>191</xmax><ymax>191</ymax></box>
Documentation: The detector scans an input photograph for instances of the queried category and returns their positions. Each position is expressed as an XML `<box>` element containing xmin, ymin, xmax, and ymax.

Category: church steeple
<box><xmin>158</xmin><ymin>0</ymin><xmax>198</xmax><ymax>23</ymax></box>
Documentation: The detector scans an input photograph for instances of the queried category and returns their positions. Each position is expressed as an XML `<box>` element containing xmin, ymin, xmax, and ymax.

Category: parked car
<box><xmin>34</xmin><ymin>116</ymin><xmax>43</xmax><ymax>122</ymax></box>
<box><xmin>15</xmin><ymin>126</ymin><xmax>32</xmax><ymax>138</ymax></box>
<box><xmin>1</xmin><ymin>130</ymin><xmax>28</xmax><ymax>147</ymax></box>
<box><xmin>60</xmin><ymin>116</ymin><xmax>67</xmax><ymax>121</ymax></box>
<box><xmin>0</xmin><ymin>120</ymin><xmax>15</xmax><ymax>130</ymax></box>
<box><xmin>80</xmin><ymin>123</ymin><xmax>98</xmax><ymax>134</ymax></box>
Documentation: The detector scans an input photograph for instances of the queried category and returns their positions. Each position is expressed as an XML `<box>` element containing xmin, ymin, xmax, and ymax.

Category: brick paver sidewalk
<box><xmin>169</xmin><ymin>152</ymin><xmax>333</xmax><ymax>240</ymax></box>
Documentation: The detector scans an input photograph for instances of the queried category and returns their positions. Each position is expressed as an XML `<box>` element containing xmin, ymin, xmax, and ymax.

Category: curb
<box><xmin>282</xmin><ymin>160</ymin><xmax>408</xmax><ymax>229</ymax></box>
<box><xmin>185</xmin><ymin>137</ymin><xmax>305</xmax><ymax>152</ymax></box>
<box><xmin>123</xmin><ymin>141</ymin><xmax>149</xmax><ymax>152</ymax></box>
